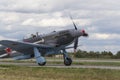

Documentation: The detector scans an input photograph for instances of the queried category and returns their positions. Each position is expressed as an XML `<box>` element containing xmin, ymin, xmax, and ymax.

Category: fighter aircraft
<box><xmin>0</xmin><ymin>17</ymin><xmax>88</xmax><ymax>66</ymax></box>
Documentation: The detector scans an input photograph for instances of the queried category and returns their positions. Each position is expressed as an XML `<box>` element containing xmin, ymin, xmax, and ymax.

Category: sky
<box><xmin>0</xmin><ymin>0</ymin><xmax>120</xmax><ymax>53</ymax></box>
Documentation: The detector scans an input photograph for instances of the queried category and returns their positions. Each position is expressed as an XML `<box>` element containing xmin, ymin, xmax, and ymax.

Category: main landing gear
<box><xmin>63</xmin><ymin>49</ymin><xmax>72</xmax><ymax>66</ymax></box>
<box><xmin>33</xmin><ymin>47</ymin><xmax>72</xmax><ymax>66</ymax></box>
<box><xmin>33</xmin><ymin>47</ymin><xmax>46</xmax><ymax>66</ymax></box>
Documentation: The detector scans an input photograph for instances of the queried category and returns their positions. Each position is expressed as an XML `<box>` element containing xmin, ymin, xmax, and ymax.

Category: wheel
<box><xmin>38</xmin><ymin>62</ymin><xmax>46</xmax><ymax>66</ymax></box>
<box><xmin>64</xmin><ymin>57</ymin><xmax>72</xmax><ymax>66</ymax></box>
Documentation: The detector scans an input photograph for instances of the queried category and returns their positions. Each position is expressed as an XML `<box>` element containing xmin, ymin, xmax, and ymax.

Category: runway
<box><xmin>0</xmin><ymin>61</ymin><xmax>120</xmax><ymax>70</ymax></box>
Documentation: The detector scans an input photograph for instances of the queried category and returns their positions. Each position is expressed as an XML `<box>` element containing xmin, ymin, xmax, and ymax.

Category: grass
<box><xmin>0</xmin><ymin>65</ymin><xmax>120</xmax><ymax>80</ymax></box>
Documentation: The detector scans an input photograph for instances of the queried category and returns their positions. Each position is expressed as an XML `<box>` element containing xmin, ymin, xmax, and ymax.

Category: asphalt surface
<box><xmin>0</xmin><ymin>61</ymin><xmax>120</xmax><ymax>70</ymax></box>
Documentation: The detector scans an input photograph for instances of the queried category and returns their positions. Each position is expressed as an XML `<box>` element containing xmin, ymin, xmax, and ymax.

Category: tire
<box><xmin>38</xmin><ymin>62</ymin><xmax>46</xmax><ymax>66</ymax></box>
<box><xmin>64</xmin><ymin>58</ymin><xmax>72</xmax><ymax>66</ymax></box>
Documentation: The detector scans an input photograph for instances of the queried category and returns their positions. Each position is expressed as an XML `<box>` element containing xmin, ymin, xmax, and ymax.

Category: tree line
<box><xmin>73</xmin><ymin>49</ymin><xmax>120</xmax><ymax>59</ymax></box>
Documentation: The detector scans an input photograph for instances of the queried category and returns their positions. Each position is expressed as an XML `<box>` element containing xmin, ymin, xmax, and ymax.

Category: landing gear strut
<box><xmin>63</xmin><ymin>49</ymin><xmax>72</xmax><ymax>66</ymax></box>
<box><xmin>34</xmin><ymin>47</ymin><xmax>46</xmax><ymax>66</ymax></box>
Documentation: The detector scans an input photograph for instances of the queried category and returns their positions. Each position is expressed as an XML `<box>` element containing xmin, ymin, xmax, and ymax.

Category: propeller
<box><xmin>70</xmin><ymin>15</ymin><xmax>77</xmax><ymax>30</ymax></box>
<box><xmin>70</xmin><ymin>15</ymin><xmax>79</xmax><ymax>53</ymax></box>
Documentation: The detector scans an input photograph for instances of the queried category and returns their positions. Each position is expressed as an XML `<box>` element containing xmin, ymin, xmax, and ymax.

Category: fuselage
<box><xmin>21</xmin><ymin>29</ymin><xmax>83</xmax><ymax>55</ymax></box>
<box><xmin>23</xmin><ymin>29</ymin><xmax>81</xmax><ymax>48</ymax></box>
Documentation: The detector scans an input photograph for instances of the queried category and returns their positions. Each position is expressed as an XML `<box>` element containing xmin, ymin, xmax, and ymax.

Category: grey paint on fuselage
<box><xmin>21</xmin><ymin>29</ymin><xmax>81</xmax><ymax>56</ymax></box>
<box><xmin>23</xmin><ymin>29</ymin><xmax>77</xmax><ymax>48</ymax></box>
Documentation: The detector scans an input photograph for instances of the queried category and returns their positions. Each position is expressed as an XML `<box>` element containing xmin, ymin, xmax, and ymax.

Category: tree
<box><xmin>116</xmin><ymin>51</ymin><xmax>120</xmax><ymax>59</ymax></box>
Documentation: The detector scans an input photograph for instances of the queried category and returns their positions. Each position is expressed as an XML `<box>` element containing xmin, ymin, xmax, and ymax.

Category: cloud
<box><xmin>21</xmin><ymin>17</ymin><xmax>92</xmax><ymax>27</ymax></box>
<box><xmin>5</xmin><ymin>25</ymin><xmax>12</xmax><ymax>31</ymax></box>
<box><xmin>0</xmin><ymin>35</ymin><xmax>17</xmax><ymax>40</ymax></box>
<box><xmin>80</xmin><ymin>45</ymin><xmax>120</xmax><ymax>54</ymax></box>
<box><xmin>0</xmin><ymin>0</ymin><xmax>120</xmax><ymax>53</ymax></box>
<box><xmin>0</xmin><ymin>0</ymin><xmax>119</xmax><ymax>13</ymax></box>
<box><xmin>22</xmin><ymin>18</ymin><xmax>69</xmax><ymax>27</ymax></box>
<box><xmin>89</xmin><ymin>33</ymin><xmax>120</xmax><ymax>40</ymax></box>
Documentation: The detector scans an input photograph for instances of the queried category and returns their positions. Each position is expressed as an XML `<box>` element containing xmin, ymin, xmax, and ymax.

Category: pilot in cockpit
<box><xmin>31</xmin><ymin>32</ymin><xmax>39</xmax><ymax>38</ymax></box>
<box><xmin>31</xmin><ymin>34</ymin><xmax>36</xmax><ymax>38</ymax></box>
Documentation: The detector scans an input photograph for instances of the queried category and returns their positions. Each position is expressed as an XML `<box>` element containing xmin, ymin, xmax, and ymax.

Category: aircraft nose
<box><xmin>70</xmin><ymin>29</ymin><xmax>88</xmax><ymax>38</ymax></box>
<box><xmin>80</xmin><ymin>29</ymin><xmax>88</xmax><ymax>37</ymax></box>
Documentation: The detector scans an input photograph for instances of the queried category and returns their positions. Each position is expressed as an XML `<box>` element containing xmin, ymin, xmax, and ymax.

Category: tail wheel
<box><xmin>64</xmin><ymin>57</ymin><xmax>72</xmax><ymax>66</ymax></box>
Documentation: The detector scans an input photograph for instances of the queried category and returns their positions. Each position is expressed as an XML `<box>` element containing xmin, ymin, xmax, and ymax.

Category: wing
<box><xmin>0</xmin><ymin>40</ymin><xmax>54</xmax><ymax>53</ymax></box>
<box><xmin>0</xmin><ymin>53</ymin><xmax>8</xmax><ymax>58</ymax></box>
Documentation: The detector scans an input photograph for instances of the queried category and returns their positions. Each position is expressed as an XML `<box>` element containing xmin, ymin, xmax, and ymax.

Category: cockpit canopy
<box><xmin>23</xmin><ymin>32</ymin><xmax>39</xmax><ymax>39</ymax></box>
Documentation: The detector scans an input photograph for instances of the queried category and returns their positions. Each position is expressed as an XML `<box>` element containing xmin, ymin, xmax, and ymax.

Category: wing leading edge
<box><xmin>0</xmin><ymin>40</ymin><xmax>54</xmax><ymax>52</ymax></box>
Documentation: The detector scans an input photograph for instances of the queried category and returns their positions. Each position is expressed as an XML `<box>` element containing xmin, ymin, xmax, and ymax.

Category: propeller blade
<box><xmin>73</xmin><ymin>22</ymin><xmax>77</xmax><ymax>30</ymax></box>
<box><xmin>74</xmin><ymin>38</ymin><xmax>78</xmax><ymax>52</ymax></box>
<box><xmin>69</xmin><ymin>15</ymin><xmax>79</xmax><ymax>52</ymax></box>
<box><xmin>69</xmin><ymin>15</ymin><xmax>77</xmax><ymax>30</ymax></box>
